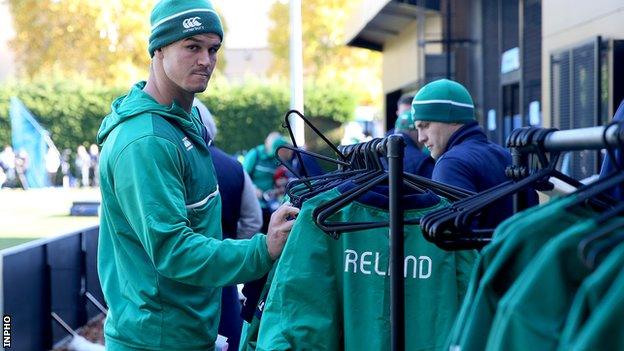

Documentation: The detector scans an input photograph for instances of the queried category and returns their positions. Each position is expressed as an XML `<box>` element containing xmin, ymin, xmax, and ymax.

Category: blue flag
<box><xmin>9</xmin><ymin>97</ymin><xmax>50</xmax><ymax>188</ymax></box>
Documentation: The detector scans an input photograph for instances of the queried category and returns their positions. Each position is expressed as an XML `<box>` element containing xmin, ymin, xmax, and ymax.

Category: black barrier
<box><xmin>0</xmin><ymin>226</ymin><xmax>105</xmax><ymax>350</ymax></box>
<box><xmin>48</xmin><ymin>234</ymin><xmax>85</xmax><ymax>345</ymax></box>
<box><xmin>84</xmin><ymin>226</ymin><xmax>104</xmax><ymax>319</ymax></box>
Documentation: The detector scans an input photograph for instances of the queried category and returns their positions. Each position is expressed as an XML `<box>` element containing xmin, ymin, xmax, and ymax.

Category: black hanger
<box><xmin>577</xmin><ymin>202</ymin><xmax>624</xmax><ymax>269</ymax></box>
<box><xmin>312</xmin><ymin>137</ymin><xmax>431</xmax><ymax>239</ymax></box>
<box><xmin>420</xmin><ymin>127</ymin><xmax>585</xmax><ymax>250</ymax></box>
<box><xmin>281</xmin><ymin>109</ymin><xmax>348</xmax><ymax>180</ymax></box>
<box><xmin>575</xmin><ymin>121</ymin><xmax>624</xmax><ymax>268</ymax></box>
<box><xmin>285</xmin><ymin>139</ymin><xmax>383</xmax><ymax>208</ymax></box>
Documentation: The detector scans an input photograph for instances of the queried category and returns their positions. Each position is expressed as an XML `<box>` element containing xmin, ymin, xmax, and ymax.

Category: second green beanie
<box><xmin>411</xmin><ymin>79</ymin><xmax>475</xmax><ymax>124</ymax></box>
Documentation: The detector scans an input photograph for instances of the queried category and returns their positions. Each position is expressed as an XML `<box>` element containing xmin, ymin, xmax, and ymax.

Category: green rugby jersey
<box><xmin>255</xmin><ymin>184</ymin><xmax>478</xmax><ymax>351</ymax></box>
<box><xmin>239</xmin><ymin>265</ymin><xmax>276</xmax><ymax>351</ymax></box>
<box><xmin>568</xmin><ymin>257</ymin><xmax>624</xmax><ymax>350</ymax></box>
<box><xmin>447</xmin><ymin>195</ymin><xmax>594</xmax><ymax>351</ymax></box>
<box><xmin>558</xmin><ymin>232</ymin><xmax>624</xmax><ymax>350</ymax></box>
<box><xmin>485</xmin><ymin>218</ymin><xmax>599</xmax><ymax>351</ymax></box>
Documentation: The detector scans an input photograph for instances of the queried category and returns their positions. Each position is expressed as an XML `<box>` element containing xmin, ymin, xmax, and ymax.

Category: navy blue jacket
<box><xmin>599</xmin><ymin>100</ymin><xmax>624</xmax><ymax>201</ymax></box>
<box><xmin>433</xmin><ymin>121</ymin><xmax>515</xmax><ymax>228</ymax></box>
<box><xmin>210</xmin><ymin>146</ymin><xmax>244</xmax><ymax>237</ymax></box>
<box><xmin>290</xmin><ymin>152</ymin><xmax>325</xmax><ymax>177</ymax></box>
<box><xmin>400</xmin><ymin>132</ymin><xmax>435</xmax><ymax>178</ymax></box>
<box><xmin>209</xmin><ymin>145</ymin><xmax>244</xmax><ymax>351</ymax></box>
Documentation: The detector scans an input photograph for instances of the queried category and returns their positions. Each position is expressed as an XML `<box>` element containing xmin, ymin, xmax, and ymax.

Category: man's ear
<box><xmin>154</xmin><ymin>48</ymin><xmax>164</xmax><ymax>59</ymax></box>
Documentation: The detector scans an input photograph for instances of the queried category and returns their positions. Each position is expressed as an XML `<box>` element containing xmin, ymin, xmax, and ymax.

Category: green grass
<box><xmin>0</xmin><ymin>238</ymin><xmax>38</xmax><ymax>250</ymax></box>
<box><xmin>0</xmin><ymin>187</ymin><xmax>100</xmax><ymax>250</ymax></box>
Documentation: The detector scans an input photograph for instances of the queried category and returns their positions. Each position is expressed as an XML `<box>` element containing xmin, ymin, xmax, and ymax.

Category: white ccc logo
<box><xmin>183</xmin><ymin>17</ymin><xmax>202</xmax><ymax>29</ymax></box>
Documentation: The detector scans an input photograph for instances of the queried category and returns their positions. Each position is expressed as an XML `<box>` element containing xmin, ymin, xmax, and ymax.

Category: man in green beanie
<box><xmin>412</xmin><ymin>78</ymin><xmax>520</xmax><ymax>228</ymax></box>
<box><xmin>243</xmin><ymin>132</ymin><xmax>293</xmax><ymax>229</ymax></box>
<box><xmin>96</xmin><ymin>1</ymin><xmax>299</xmax><ymax>350</ymax></box>
<box><xmin>394</xmin><ymin>110</ymin><xmax>434</xmax><ymax>177</ymax></box>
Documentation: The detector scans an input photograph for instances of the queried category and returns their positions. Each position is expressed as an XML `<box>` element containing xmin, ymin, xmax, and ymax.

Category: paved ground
<box><xmin>0</xmin><ymin>187</ymin><xmax>100</xmax><ymax>250</ymax></box>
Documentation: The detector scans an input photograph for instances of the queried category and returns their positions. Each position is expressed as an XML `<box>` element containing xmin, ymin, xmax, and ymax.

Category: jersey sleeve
<box><xmin>243</xmin><ymin>147</ymin><xmax>259</xmax><ymax>174</ymax></box>
<box><xmin>237</xmin><ymin>170</ymin><xmax>263</xmax><ymax>238</ymax></box>
<box><xmin>256</xmin><ymin>205</ymin><xmax>340</xmax><ymax>350</ymax></box>
<box><xmin>112</xmin><ymin>136</ymin><xmax>273</xmax><ymax>287</ymax></box>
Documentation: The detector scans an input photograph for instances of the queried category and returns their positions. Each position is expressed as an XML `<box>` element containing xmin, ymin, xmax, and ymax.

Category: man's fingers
<box><xmin>282</xmin><ymin>207</ymin><xmax>299</xmax><ymax>220</ymax></box>
<box><xmin>278</xmin><ymin>219</ymin><xmax>295</xmax><ymax>232</ymax></box>
<box><xmin>272</xmin><ymin>204</ymin><xmax>300</xmax><ymax>223</ymax></box>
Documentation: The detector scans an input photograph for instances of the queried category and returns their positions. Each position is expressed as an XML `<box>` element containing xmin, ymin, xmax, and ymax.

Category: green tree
<box><xmin>267</xmin><ymin>0</ymin><xmax>382</xmax><ymax>106</ymax></box>
<box><xmin>8</xmin><ymin>0</ymin><xmax>150</xmax><ymax>84</ymax></box>
<box><xmin>7</xmin><ymin>0</ymin><xmax>228</xmax><ymax>85</ymax></box>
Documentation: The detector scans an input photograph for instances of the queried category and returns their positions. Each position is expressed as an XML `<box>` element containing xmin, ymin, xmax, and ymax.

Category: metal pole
<box><xmin>445</xmin><ymin>0</ymin><xmax>452</xmax><ymax>79</ymax></box>
<box><xmin>417</xmin><ymin>9</ymin><xmax>425</xmax><ymax>84</ymax></box>
<box><xmin>543</xmin><ymin>124</ymin><xmax>622</xmax><ymax>151</ymax></box>
<box><xmin>289</xmin><ymin>0</ymin><xmax>305</xmax><ymax>146</ymax></box>
<box><xmin>387</xmin><ymin>135</ymin><xmax>405</xmax><ymax>351</ymax></box>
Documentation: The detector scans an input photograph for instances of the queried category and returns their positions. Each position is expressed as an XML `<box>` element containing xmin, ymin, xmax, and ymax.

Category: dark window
<box><xmin>550</xmin><ymin>38</ymin><xmax>603</xmax><ymax>180</ymax></box>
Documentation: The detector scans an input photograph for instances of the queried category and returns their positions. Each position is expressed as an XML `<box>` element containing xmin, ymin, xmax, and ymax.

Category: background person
<box><xmin>75</xmin><ymin>145</ymin><xmax>91</xmax><ymax>187</ymax></box>
<box><xmin>393</xmin><ymin>110</ymin><xmax>434</xmax><ymax>177</ymax></box>
<box><xmin>194</xmin><ymin>98</ymin><xmax>263</xmax><ymax>350</ymax></box>
<box><xmin>412</xmin><ymin>79</ymin><xmax>531</xmax><ymax>228</ymax></box>
<box><xmin>243</xmin><ymin>132</ymin><xmax>292</xmax><ymax>231</ymax></box>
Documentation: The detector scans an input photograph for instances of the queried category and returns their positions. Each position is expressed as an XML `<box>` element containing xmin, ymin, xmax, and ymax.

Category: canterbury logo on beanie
<box><xmin>182</xmin><ymin>17</ymin><xmax>202</xmax><ymax>29</ymax></box>
<box><xmin>148</xmin><ymin>0</ymin><xmax>224</xmax><ymax>57</ymax></box>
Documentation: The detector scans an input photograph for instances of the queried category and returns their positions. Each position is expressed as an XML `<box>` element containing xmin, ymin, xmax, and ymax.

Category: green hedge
<box><xmin>0</xmin><ymin>80</ymin><xmax>356</xmax><ymax>155</ymax></box>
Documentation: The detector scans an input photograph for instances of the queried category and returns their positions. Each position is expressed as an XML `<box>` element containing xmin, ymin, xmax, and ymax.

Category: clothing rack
<box><xmin>281</xmin><ymin>110</ymin><xmax>407</xmax><ymax>350</ymax></box>
<box><xmin>335</xmin><ymin>135</ymin><xmax>407</xmax><ymax>351</ymax></box>
<box><xmin>508</xmin><ymin>123</ymin><xmax>624</xmax><ymax>209</ymax></box>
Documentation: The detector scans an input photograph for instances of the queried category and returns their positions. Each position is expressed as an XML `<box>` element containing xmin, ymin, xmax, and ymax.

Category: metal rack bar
<box><xmin>542</xmin><ymin>124</ymin><xmax>623</xmax><ymax>151</ymax></box>
<box><xmin>387</xmin><ymin>135</ymin><xmax>405</xmax><ymax>351</ymax></box>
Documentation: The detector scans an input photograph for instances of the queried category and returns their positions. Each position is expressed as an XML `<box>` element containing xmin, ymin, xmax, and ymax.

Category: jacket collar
<box><xmin>444</xmin><ymin>121</ymin><xmax>486</xmax><ymax>153</ymax></box>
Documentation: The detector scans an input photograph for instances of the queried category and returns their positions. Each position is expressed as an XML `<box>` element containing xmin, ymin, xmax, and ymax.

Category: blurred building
<box><xmin>0</xmin><ymin>1</ymin><xmax>16</xmax><ymax>82</ymax></box>
<box><xmin>222</xmin><ymin>47</ymin><xmax>274</xmax><ymax>82</ymax></box>
<box><xmin>346</xmin><ymin>0</ymin><xmax>624</xmax><ymax>179</ymax></box>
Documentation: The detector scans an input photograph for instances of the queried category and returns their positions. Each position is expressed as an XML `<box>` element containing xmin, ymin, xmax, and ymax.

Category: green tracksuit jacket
<box><xmin>255</xmin><ymin>186</ymin><xmax>478</xmax><ymax>350</ymax></box>
<box><xmin>446</xmin><ymin>196</ymin><xmax>594</xmax><ymax>351</ymax></box>
<box><xmin>558</xmin><ymin>238</ymin><xmax>624</xmax><ymax>350</ymax></box>
<box><xmin>97</xmin><ymin>82</ymin><xmax>273</xmax><ymax>350</ymax></box>
<box><xmin>243</xmin><ymin>145</ymin><xmax>279</xmax><ymax>193</ymax></box>
<box><xmin>485</xmin><ymin>218</ymin><xmax>598</xmax><ymax>351</ymax></box>
<box><xmin>568</xmin><ymin>254</ymin><xmax>624</xmax><ymax>350</ymax></box>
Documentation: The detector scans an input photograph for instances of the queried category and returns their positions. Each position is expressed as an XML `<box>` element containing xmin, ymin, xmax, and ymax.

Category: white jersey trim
<box><xmin>151</xmin><ymin>9</ymin><xmax>219</xmax><ymax>30</ymax></box>
<box><xmin>186</xmin><ymin>186</ymin><xmax>220</xmax><ymax>209</ymax></box>
<box><xmin>412</xmin><ymin>99</ymin><xmax>474</xmax><ymax>108</ymax></box>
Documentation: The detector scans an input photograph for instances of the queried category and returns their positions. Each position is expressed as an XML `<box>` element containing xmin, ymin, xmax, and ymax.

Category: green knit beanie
<box><xmin>411</xmin><ymin>79</ymin><xmax>475</xmax><ymax>123</ymax></box>
<box><xmin>148</xmin><ymin>0</ymin><xmax>224</xmax><ymax>57</ymax></box>
<box><xmin>395</xmin><ymin>111</ymin><xmax>416</xmax><ymax>131</ymax></box>
<box><xmin>270</xmin><ymin>136</ymin><xmax>291</xmax><ymax>156</ymax></box>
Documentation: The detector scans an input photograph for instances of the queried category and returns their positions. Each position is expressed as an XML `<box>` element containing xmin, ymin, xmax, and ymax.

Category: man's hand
<box><xmin>266</xmin><ymin>203</ymin><xmax>300</xmax><ymax>260</ymax></box>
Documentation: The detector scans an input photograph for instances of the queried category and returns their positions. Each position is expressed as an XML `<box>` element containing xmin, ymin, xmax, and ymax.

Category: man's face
<box><xmin>158</xmin><ymin>33</ymin><xmax>221</xmax><ymax>94</ymax></box>
<box><xmin>397</xmin><ymin>103</ymin><xmax>411</xmax><ymax>116</ymax></box>
<box><xmin>414</xmin><ymin>121</ymin><xmax>461</xmax><ymax>160</ymax></box>
<box><xmin>277</xmin><ymin>148</ymin><xmax>293</xmax><ymax>161</ymax></box>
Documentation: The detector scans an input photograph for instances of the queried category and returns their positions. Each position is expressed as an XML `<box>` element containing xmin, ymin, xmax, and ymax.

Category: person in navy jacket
<box><xmin>394</xmin><ymin>110</ymin><xmax>435</xmax><ymax>177</ymax></box>
<box><xmin>599</xmin><ymin>100</ymin><xmax>624</xmax><ymax>200</ymax></box>
<box><xmin>412</xmin><ymin>79</ymin><xmax>519</xmax><ymax>229</ymax></box>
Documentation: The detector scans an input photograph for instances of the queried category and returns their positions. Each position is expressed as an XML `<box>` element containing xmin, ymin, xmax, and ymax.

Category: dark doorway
<box><xmin>501</xmin><ymin>83</ymin><xmax>521</xmax><ymax>144</ymax></box>
<box><xmin>385</xmin><ymin>89</ymin><xmax>403</xmax><ymax>132</ymax></box>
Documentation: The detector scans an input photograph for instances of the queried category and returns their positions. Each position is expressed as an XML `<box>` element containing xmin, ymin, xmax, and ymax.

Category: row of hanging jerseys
<box><xmin>235</xmin><ymin>117</ymin><xmax>623</xmax><ymax>351</ymax></box>
<box><xmin>239</xmin><ymin>181</ymin><xmax>478</xmax><ymax>350</ymax></box>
